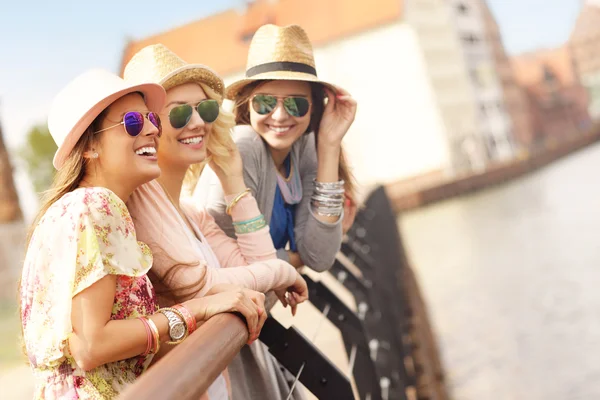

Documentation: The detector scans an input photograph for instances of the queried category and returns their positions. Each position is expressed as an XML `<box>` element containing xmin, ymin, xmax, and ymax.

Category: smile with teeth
<box><xmin>135</xmin><ymin>146</ymin><xmax>157</xmax><ymax>156</ymax></box>
<box><xmin>269</xmin><ymin>126</ymin><xmax>292</xmax><ymax>133</ymax></box>
<box><xmin>179</xmin><ymin>136</ymin><xmax>203</xmax><ymax>145</ymax></box>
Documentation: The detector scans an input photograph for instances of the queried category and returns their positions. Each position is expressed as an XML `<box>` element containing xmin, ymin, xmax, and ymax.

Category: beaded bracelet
<box><xmin>232</xmin><ymin>214</ymin><xmax>268</xmax><ymax>234</ymax></box>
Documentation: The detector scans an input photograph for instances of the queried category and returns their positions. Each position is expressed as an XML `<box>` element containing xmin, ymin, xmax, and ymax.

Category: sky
<box><xmin>0</xmin><ymin>0</ymin><xmax>584</xmax><ymax>220</ymax></box>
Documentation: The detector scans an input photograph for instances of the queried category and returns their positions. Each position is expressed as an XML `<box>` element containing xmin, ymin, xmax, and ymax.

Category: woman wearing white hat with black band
<box><xmin>196</xmin><ymin>24</ymin><xmax>358</xmax><ymax>273</ymax></box>
<box><xmin>195</xmin><ymin>23</ymin><xmax>358</xmax><ymax>400</ymax></box>
<box><xmin>18</xmin><ymin>69</ymin><xmax>267</xmax><ymax>399</ymax></box>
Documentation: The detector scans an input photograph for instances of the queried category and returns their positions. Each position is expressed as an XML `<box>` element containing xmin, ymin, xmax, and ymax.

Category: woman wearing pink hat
<box><xmin>19</xmin><ymin>70</ymin><xmax>266</xmax><ymax>399</ymax></box>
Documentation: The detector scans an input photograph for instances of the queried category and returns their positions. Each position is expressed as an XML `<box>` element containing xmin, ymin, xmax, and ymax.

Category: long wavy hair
<box><xmin>152</xmin><ymin>82</ymin><xmax>237</xmax><ymax>304</ymax></box>
<box><xmin>24</xmin><ymin>116</ymin><xmax>104</xmax><ymax>249</ymax></box>
<box><xmin>19</xmin><ymin>113</ymin><xmax>104</xmax><ymax>358</ymax></box>
<box><xmin>183</xmin><ymin>83</ymin><xmax>236</xmax><ymax>193</ymax></box>
<box><xmin>232</xmin><ymin>80</ymin><xmax>356</xmax><ymax>198</ymax></box>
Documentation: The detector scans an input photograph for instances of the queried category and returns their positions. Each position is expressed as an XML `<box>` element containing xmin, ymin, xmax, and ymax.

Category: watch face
<box><xmin>170</xmin><ymin>322</ymin><xmax>186</xmax><ymax>341</ymax></box>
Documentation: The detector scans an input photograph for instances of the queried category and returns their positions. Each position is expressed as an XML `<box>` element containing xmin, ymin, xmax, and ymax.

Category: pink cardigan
<box><xmin>127</xmin><ymin>180</ymin><xmax>297</xmax><ymax>297</ymax></box>
<box><xmin>128</xmin><ymin>180</ymin><xmax>294</xmax><ymax>400</ymax></box>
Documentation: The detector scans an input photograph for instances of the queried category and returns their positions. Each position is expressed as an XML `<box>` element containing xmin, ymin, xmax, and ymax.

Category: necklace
<box><xmin>275</xmin><ymin>155</ymin><xmax>303</xmax><ymax>205</ymax></box>
<box><xmin>158</xmin><ymin>181</ymin><xmax>201</xmax><ymax>242</ymax></box>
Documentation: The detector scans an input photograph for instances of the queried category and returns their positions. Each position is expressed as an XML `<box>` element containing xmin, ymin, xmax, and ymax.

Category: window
<box><xmin>462</xmin><ymin>33</ymin><xmax>479</xmax><ymax>45</ymax></box>
<box><xmin>241</xmin><ymin>31</ymin><xmax>255</xmax><ymax>43</ymax></box>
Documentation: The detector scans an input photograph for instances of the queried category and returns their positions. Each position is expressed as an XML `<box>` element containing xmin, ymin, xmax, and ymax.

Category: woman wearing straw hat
<box><xmin>196</xmin><ymin>23</ymin><xmax>357</xmax><ymax>273</ymax></box>
<box><xmin>193</xmin><ymin>23</ymin><xmax>358</xmax><ymax>399</ymax></box>
<box><xmin>19</xmin><ymin>70</ymin><xmax>268</xmax><ymax>399</ymax></box>
<box><xmin>123</xmin><ymin>44</ymin><xmax>309</xmax><ymax>399</ymax></box>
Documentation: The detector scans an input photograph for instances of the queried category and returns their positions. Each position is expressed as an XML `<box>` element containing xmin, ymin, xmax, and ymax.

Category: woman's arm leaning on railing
<box><xmin>119</xmin><ymin>313</ymin><xmax>249</xmax><ymax>400</ymax></box>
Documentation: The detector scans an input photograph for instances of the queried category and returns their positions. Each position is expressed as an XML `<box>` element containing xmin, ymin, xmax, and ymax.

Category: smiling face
<box><xmin>249</xmin><ymin>80</ymin><xmax>312</xmax><ymax>159</ymax></box>
<box><xmin>159</xmin><ymin>83</ymin><xmax>213</xmax><ymax>170</ymax></box>
<box><xmin>92</xmin><ymin>92</ymin><xmax>161</xmax><ymax>190</ymax></box>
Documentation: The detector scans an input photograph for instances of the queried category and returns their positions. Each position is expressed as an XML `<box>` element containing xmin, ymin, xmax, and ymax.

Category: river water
<box><xmin>399</xmin><ymin>143</ymin><xmax>600</xmax><ymax>400</ymax></box>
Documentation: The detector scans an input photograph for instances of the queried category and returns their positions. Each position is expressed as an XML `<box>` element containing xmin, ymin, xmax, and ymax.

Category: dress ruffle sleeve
<box><xmin>20</xmin><ymin>187</ymin><xmax>153</xmax><ymax>369</ymax></box>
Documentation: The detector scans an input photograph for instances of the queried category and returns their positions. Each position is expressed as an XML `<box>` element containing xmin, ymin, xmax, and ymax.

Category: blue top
<box><xmin>269</xmin><ymin>156</ymin><xmax>298</xmax><ymax>251</ymax></box>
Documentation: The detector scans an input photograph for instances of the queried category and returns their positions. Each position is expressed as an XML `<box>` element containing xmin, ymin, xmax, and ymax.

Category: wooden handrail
<box><xmin>119</xmin><ymin>313</ymin><xmax>248</xmax><ymax>400</ymax></box>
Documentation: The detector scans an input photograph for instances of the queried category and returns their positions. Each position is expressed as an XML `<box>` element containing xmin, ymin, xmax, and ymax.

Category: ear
<box><xmin>83</xmin><ymin>149</ymin><xmax>99</xmax><ymax>160</ymax></box>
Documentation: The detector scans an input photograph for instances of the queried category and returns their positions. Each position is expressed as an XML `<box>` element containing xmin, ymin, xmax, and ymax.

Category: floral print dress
<box><xmin>20</xmin><ymin>187</ymin><xmax>157</xmax><ymax>399</ymax></box>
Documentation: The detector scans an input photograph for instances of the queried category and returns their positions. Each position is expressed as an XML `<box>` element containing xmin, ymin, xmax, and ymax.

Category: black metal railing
<box><xmin>120</xmin><ymin>186</ymin><xmax>448</xmax><ymax>400</ymax></box>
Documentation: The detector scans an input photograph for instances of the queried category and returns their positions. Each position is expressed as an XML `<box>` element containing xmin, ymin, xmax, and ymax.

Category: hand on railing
<box><xmin>274</xmin><ymin>272</ymin><xmax>309</xmax><ymax>316</ymax></box>
<box><xmin>184</xmin><ymin>286</ymin><xmax>266</xmax><ymax>345</ymax></box>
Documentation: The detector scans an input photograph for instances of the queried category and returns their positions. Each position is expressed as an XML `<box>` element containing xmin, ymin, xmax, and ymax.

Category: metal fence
<box><xmin>120</xmin><ymin>186</ymin><xmax>448</xmax><ymax>400</ymax></box>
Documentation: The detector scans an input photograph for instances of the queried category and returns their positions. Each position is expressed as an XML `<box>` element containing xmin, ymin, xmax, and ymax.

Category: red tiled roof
<box><xmin>511</xmin><ymin>46</ymin><xmax>577</xmax><ymax>88</ymax></box>
<box><xmin>120</xmin><ymin>0</ymin><xmax>403</xmax><ymax>77</ymax></box>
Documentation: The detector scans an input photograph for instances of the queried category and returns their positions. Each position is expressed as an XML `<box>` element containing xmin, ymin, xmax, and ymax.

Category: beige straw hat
<box><xmin>225</xmin><ymin>24</ymin><xmax>339</xmax><ymax>99</ymax></box>
<box><xmin>49</xmin><ymin>69</ymin><xmax>166</xmax><ymax>170</ymax></box>
<box><xmin>123</xmin><ymin>44</ymin><xmax>225</xmax><ymax>102</ymax></box>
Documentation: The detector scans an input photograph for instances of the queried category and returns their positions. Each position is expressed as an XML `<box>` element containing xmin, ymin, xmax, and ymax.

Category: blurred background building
<box><xmin>570</xmin><ymin>0</ymin><xmax>600</xmax><ymax>120</ymax></box>
<box><xmin>121</xmin><ymin>0</ymin><xmax>593</xmax><ymax>192</ymax></box>
<box><xmin>446</xmin><ymin>0</ymin><xmax>515</xmax><ymax>163</ymax></box>
<box><xmin>512</xmin><ymin>47</ymin><xmax>591</xmax><ymax>146</ymax></box>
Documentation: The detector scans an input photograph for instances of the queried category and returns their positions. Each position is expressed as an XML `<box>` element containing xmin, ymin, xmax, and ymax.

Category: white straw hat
<box><xmin>49</xmin><ymin>69</ymin><xmax>166</xmax><ymax>169</ymax></box>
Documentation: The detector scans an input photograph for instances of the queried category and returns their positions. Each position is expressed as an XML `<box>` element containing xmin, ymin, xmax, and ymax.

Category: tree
<box><xmin>0</xmin><ymin>118</ymin><xmax>23</xmax><ymax>222</ymax></box>
<box><xmin>19</xmin><ymin>124</ymin><xmax>57</xmax><ymax>193</ymax></box>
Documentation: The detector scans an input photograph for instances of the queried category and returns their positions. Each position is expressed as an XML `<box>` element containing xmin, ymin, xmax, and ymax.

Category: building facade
<box><xmin>512</xmin><ymin>47</ymin><xmax>591</xmax><ymax>145</ymax></box>
<box><xmin>479</xmin><ymin>0</ymin><xmax>533</xmax><ymax>150</ymax></box>
<box><xmin>570</xmin><ymin>1</ymin><xmax>600</xmax><ymax>119</ymax></box>
<box><xmin>121</xmin><ymin>0</ymin><xmax>522</xmax><ymax>186</ymax></box>
<box><xmin>446</xmin><ymin>0</ymin><xmax>516</xmax><ymax>161</ymax></box>
<box><xmin>404</xmin><ymin>0</ymin><xmax>487</xmax><ymax>174</ymax></box>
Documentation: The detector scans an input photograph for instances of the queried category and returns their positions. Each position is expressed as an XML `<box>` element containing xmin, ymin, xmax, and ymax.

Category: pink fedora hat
<box><xmin>49</xmin><ymin>69</ymin><xmax>166</xmax><ymax>169</ymax></box>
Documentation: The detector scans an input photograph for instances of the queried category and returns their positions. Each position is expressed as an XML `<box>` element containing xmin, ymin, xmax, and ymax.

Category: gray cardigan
<box><xmin>193</xmin><ymin>125</ymin><xmax>342</xmax><ymax>272</ymax></box>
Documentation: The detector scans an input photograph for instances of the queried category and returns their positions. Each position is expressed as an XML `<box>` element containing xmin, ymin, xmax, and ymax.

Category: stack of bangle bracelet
<box><xmin>311</xmin><ymin>179</ymin><xmax>345</xmax><ymax>217</ymax></box>
<box><xmin>138</xmin><ymin>303</ymin><xmax>196</xmax><ymax>356</ymax></box>
<box><xmin>138</xmin><ymin>316</ymin><xmax>160</xmax><ymax>355</ymax></box>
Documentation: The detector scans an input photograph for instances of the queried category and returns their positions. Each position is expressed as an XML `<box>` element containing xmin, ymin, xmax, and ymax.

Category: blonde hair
<box><xmin>183</xmin><ymin>83</ymin><xmax>236</xmax><ymax>192</ymax></box>
<box><xmin>232</xmin><ymin>80</ymin><xmax>356</xmax><ymax>199</ymax></box>
<box><xmin>156</xmin><ymin>82</ymin><xmax>236</xmax><ymax>302</ymax></box>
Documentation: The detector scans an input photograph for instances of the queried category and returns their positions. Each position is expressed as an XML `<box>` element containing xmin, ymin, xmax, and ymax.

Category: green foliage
<box><xmin>19</xmin><ymin>125</ymin><xmax>57</xmax><ymax>193</ymax></box>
